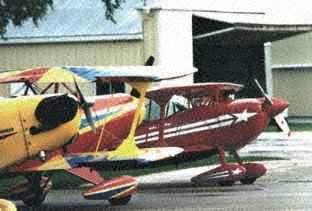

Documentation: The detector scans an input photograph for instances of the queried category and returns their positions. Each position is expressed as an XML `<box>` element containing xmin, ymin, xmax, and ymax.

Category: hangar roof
<box><xmin>0</xmin><ymin>0</ymin><xmax>145</xmax><ymax>44</ymax></box>
<box><xmin>2</xmin><ymin>0</ymin><xmax>312</xmax><ymax>45</ymax></box>
<box><xmin>192</xmin><ymin>13</ymin><xmax>312</xmax><ymax>46</ymax></box>
<box><xmin>191</xmin><ymin>0</ymin><xmax>312</xmax><ymax>47</ymax></box>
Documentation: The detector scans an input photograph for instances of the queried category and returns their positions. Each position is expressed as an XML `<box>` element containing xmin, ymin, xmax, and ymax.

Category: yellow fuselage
<box><xmin>0</xmin><ymin>95</ymin><xmax>80</xmax><ymax>170</ymax></box>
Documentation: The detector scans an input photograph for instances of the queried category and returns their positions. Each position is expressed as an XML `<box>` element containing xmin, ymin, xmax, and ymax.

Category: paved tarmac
<box><xmin>15</xmin><ymin>132</ymin><xmax>312</xmax><ymax>210</ymax></box>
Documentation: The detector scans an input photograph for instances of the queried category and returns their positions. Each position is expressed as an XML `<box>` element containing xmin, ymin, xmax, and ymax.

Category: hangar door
<box><xmin>192</xmin><ymin>14</ymin><xmax>307</xmax><ymax>98</ymax></box>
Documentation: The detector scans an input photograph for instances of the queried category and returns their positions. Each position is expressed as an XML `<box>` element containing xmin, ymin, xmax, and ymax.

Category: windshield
<box><xmin>165</xmin><ymin>95</ymin><xmax>189</xmax><ymax>118</ymax></box>
<box><xmin>144</xmin><ymin>98</ymin><xmax>161</xmax><ymax>121</ymax></box>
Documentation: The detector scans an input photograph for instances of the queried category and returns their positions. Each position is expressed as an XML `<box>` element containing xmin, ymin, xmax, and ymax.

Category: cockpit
<box><xmin>143</xmin><ymin>91</ymin><xmax>235</xmax><ymax>122</ymax></box>
<box><xmin>144</xmin><ymin>95</ymin><xmax>190</xmax><ymax>121</ymax></box>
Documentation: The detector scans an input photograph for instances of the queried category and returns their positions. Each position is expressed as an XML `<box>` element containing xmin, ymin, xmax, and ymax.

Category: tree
<box><xmin>0</xmin><ymin>0</ymin><xmax>124</xmax><ymax>37</ymax></box>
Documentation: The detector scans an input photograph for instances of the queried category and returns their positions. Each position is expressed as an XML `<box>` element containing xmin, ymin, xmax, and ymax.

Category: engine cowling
<box><xmin>31</xmin><ymin>94</ymin><xmax>78</xmax><ymax>134</ymax></box>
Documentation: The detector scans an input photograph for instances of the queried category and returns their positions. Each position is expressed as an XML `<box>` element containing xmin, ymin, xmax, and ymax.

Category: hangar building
<box><xmin>0</xmin><ymin>0</ymin><xmax>312</xmax><ymax>117</ymax></box>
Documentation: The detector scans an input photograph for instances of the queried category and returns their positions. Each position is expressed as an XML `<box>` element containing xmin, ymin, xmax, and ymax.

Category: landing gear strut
<box><xmin>23</xmin><ymin>174</ymin><xmax>52</xmax><ymax>206</ymax></box>
<box><xmin>6</xmin><ymin>173</ymin><xmax>52</xmax><ymax>207</ymax></box>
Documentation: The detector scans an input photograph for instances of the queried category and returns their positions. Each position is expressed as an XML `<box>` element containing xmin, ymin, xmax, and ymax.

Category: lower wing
<box><xmin>12</xmin><ymin>146</ymin><xmax>183</xmax><ymax>172</ymax></box>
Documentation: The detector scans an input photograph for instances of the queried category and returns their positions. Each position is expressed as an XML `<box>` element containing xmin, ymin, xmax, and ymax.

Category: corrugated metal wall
<box><xmin>0</xmin><ymin>41</ymin><xmax>144</xmax><ymax>70</ymax></box>
<box><xmin>272</xmin><ymin>32</ymin><xmax>312</xmax><ymax>65</ymax></box>
<box><xmin>272</xmin><ymin>31</ymin><xmax>312</xmax><ymax>117</ymax></box>
<box><xmin>273</xmin><ymin>68</ymin><xmax>312</xmax><ymax>117</ymax></box>
<box><xmin>0</xmin><ymin>14</ymin><xmax>159</xmax><ymax>97</ymax></box>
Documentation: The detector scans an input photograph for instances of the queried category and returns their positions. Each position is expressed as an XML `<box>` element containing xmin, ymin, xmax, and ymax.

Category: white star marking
<box><xmin>232</xmin><ymin>168</ymin><xmax>242</xmax><ymax>175</ymax></box>
<box><xmin>233</xmin><ymin>109</ymin><xmax>257</xmax><ymax>123</ymax></box>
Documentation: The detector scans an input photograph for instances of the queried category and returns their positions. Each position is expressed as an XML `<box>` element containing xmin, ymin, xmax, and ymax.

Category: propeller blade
<box><xmin>254</xmin><ymin>79</ymin><xmax>273</xmax><ymax>105</ymax></box>
<box><xmin>274</xmin><ymin>113</ymin><xmax>291</xmax><ymax>136</ymax></box>
<box><xmin>73</xmin><ymin>77</ymin><xmax>87</xmax><ymax>105</ymax></box>
<box><xmin>73</xmin><ymin>78</ymin><xmax>96</xmax><ymax>133</ymax></box>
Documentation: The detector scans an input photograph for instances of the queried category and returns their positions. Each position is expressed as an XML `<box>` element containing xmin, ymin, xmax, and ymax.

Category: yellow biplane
<box><xmin>0</xmin><ymin>63</ymin><xmax>187</xmax><ymax>207</ymax></box>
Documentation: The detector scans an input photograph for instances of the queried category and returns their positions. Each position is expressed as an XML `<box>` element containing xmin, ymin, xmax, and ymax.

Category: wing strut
<box><xmin>108</xmin><ymin>82</ymin><xmax>150</xmax><ymax>159</ymax></box>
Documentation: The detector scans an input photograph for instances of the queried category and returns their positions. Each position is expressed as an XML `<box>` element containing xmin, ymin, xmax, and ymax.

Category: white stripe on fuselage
<box><xmin>135</xmin><ymin>109</ymin><xmax>257</xmax><ymax>144</ymax></box>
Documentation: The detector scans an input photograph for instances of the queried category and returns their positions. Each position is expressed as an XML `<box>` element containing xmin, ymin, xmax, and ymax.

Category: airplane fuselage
<box><xmin>134</xmin><ymin>97</ymin><xmax>287</xmax><ymax>154</ymax></box>
<box><xmin>0</xmin><ymin>94</ymin><xmax>80</xmax><ymax>171</ymax></box>
<box><xmin>7</xmin><ymin>93</ymin><xmax>138</xmax><ymax>173</ymax></box>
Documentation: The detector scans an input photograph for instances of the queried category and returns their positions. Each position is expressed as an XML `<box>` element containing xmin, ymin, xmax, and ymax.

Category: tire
<box><xmin>218</xmin><ymin>181</ymin><xmax>235</xmax><ymax>186</ymax></box>
<box><xmin>240</xmin><ymin>178</ymin><xmax>257</xmax><ymax>185</ymax></box>
<box><xmin>109</xmin><ymin>195</ymin><xmax>132</xmax><ymax>206</ymax></box>
<box><xmin>22</xmin><ymin>192</ymin><xmax>46</xmax><ymax>207</ymax></box>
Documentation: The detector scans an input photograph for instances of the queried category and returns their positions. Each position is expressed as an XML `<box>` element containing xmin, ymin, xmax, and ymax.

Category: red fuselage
<box><xmin>134</xmin><ymin>97</ymin><xmax>288</xmax><ymax>154</ymax></box>
<box><xmin>70</xmin><ymin>95</ymin><xmax>288</xmax><ymax>155</ymax></box>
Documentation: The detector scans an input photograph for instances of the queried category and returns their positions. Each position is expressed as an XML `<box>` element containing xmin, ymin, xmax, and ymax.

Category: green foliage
<box><xmin>0</xmin><ymin>0</ymin><xmax>53</xmax><ymax>36</ymax></box>
<box><xmin>0</xmin><ymin>0</ymin><xmax>125</xmax><ymax>37</ymax></box>
<box><xmin>102</xmin><ymin>0</ymin><xmax>125</xmax><ymax>23</ymax></box>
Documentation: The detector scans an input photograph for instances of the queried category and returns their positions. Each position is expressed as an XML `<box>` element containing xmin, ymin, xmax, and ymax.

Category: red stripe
<box><xmin>84</xmin><ymin>176</ymin><xmax>136</xmax><ymax>194</ymax></box>
<box><xmin>91</xmin><ymin>95</ymin><xmax>133</xmax><ymax>111</ymax></box>
<box><xmin>0</xmin><ymin>67</ymin><xmax>49</xmax><ymax>83</ymax></box>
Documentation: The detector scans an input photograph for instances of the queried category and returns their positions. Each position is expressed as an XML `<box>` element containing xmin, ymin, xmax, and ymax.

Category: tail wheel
<box><xmin>109</xmin><ymin>195</ymin><xmax>132</xmax><ymax>206</ymax></box>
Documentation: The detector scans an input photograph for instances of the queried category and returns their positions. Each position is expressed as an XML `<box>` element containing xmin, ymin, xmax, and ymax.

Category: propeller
<box><xmin>254</xmin><ymin>79</ymin><xmax>273</xmax><ymax>105</ymax></box>
<box><xmin>254</xmin><ymin>79</ymin><xmax>291</xmax><ymax>136</ymax></box>
<box><xmin>73</xmin><ymin>78</ymin><xmax>96</xmax><ymax>133</ymax></box>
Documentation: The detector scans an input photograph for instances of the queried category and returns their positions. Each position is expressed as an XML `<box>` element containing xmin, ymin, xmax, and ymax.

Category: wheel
<box><xmin>218</xmin><ymin>181</ymin><xmax>235</xmax><ymax>186</ymax></box>
<box><xmin>240</xmin><ymin>178</ymin><xmax>257</xmax><ymax>185</ymax></box>
<box><xmin>0</xmin><ymin>199</ymin><xmax>17</xmax><ymax>210</ymax></box>
<box><xmin>109</xmin><ymin>195</ymin><xmax>132</xmax><ymax>206</ymax></box>
<box><xmin>22</xmin><ymin>192</ymin><xmax>46</xmax><ymax>207</ymax></box>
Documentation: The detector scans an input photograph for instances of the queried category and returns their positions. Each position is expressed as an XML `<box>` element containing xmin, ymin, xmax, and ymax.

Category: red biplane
<box><xmin>133</xmin><ymin>81</ymin><xmax>289</xmax><ymax>185</ymax></box>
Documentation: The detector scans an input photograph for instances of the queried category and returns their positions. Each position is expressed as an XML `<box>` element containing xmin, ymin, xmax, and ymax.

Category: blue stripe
<box><xmin>79</xmin><ymin>109</ymin><xmax>122</xmax><ymax>130</ymax></box>
<box><xmin>67</xmin><ymin>155</ymin><xmax>95</xmax><ymax>167</ymax></box>
<box><xmin>66</xmin><ymin>66</ymin><xmax>160</xmax><ymax>82</ymax></box>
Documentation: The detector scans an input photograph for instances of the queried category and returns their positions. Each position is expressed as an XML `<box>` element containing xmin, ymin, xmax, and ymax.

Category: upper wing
<box><xmin>146</xmin><ymin>82</ymin><xmax>244</xmax><ymax>104</ymax></box>
<box><xmin>0</xmin><ymin>67</ymin><xmax>49</xmax><ymax>83</ymax></box>
<box><xmin>0</xmin><ymin>66</ymin><xmax>194</xmax><ymax>84</ymax></box>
